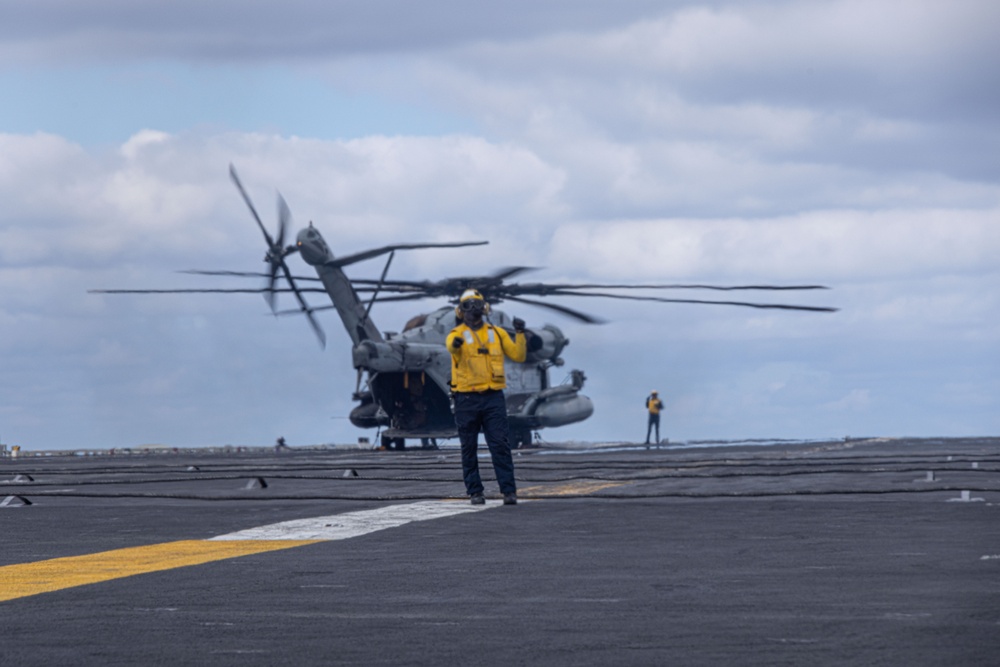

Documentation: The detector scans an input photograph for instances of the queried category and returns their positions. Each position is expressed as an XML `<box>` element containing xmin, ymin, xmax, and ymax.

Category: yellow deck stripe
<box><xmin>0</xmin><ymin>539</ymin><xmax>319</xmax><ymax>603</ymax></box>
<box><xmin>1</xmin><ymin>484</ymin><xmax>630</xmax><ymax>603</ymax></box>
<box><xmin>524</xmin><ymin>480</ymin><xmax>627</xmax><ymax>496</ymax></box>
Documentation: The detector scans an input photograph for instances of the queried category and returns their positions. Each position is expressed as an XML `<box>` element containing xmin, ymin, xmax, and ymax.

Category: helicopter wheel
<box><xmin>511</xmin><ymin>428</ymin><xmax>533</xmax><ymax>450</ymax></box>
<box><xmin>380</xmin><ymin>435</ymin><xmax>406</xmax><ymax>451</ymax></box>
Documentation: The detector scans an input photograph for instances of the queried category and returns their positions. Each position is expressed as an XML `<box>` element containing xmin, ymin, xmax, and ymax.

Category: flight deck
<box><xmin>2</xmin><ymin>437</ymin><xmax>998</xmax><ymax>666</ymax></box>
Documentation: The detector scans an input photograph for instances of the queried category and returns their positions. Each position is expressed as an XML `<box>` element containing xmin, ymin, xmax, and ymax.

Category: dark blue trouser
<box><xmin>454</xmin><ymin>390</ymin><xmax>516</xmax><ymax>496</ymax></box>
<box><xmin>646</xmin><ymin>414</ymin><xmax>660</xmax><ymax>443</ymax></box>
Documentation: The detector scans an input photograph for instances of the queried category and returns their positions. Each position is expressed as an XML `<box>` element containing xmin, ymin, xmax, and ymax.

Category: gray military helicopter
<box><xmin>93</xmin><ymin>166</ymin><xmax>836</xmax><ymax>450</ymax></box>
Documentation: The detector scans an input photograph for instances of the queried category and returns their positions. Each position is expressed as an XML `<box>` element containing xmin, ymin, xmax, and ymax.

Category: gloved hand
<box><xmin>512</xmin><ymin>317</ymin><xmax>526</xmax><ymax>333</ymax></box>
<box><xmin>451</xmin><ymin>336</ymin><xmax>464</xmax><ymax>349</ymax></box>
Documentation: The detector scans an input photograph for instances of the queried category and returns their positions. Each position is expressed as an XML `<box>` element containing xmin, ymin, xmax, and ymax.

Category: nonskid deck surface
<box><xmin>2</xmin><ymin>437</ymin><xmax>998</xmax><ymax>666</ymax></box>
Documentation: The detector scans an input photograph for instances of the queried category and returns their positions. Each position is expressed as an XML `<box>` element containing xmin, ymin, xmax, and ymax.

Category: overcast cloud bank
<box><xmin>1</xmin><ymin>1</ymin><xmax>997</xmax><ymax>449</ymax></box>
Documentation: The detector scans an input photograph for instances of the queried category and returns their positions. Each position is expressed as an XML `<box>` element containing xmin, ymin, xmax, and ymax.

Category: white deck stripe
<box><xmin>210</xmin><ymin>500</ymin><xmax>498</xmax><ymax>541</ymax></box>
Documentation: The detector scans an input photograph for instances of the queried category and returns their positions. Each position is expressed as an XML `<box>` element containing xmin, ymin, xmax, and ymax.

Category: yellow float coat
<box><xmin>446</xmin><ymin>323</ymin><xmax>526</xmax><ymax>392</ymax></box>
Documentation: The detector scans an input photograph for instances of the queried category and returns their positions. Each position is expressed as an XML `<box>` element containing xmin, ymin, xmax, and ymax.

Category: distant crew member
<box><xmin>446</xmin><ymin>289</ymin><xmax>527</xmax><ymax>506</ymax></box>
<box><xmin>645</xmin><ymin>391</ymin><xmax>664</xmax><ymax>446</ymax></box>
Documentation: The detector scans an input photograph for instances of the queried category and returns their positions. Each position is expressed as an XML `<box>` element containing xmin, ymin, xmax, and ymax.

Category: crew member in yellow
<box><xmin>645</xmin><ymin>390</ymin><xmax>664</xmax><ymax>446</ymax></box>
<box><xmin>446</xmin><ymin>289</ymin><xmax>527</xmax><ymax>505</ymax></box>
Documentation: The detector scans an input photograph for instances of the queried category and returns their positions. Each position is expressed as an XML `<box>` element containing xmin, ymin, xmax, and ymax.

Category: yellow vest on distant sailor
<box><xmin>446</xmin><ymin>323</ymin><xmax>527</xmax><ymax>393</ymax></box>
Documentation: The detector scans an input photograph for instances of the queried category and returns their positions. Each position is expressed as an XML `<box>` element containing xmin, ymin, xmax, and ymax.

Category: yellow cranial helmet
<box><xmin>460</xmin><ymin>289</ymin><xmax>484</xmax><ymax>302</ymax></box>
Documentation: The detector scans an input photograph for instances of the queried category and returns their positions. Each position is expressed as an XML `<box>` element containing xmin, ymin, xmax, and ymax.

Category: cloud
<box><xmin>0</xmin><ymin>0</ymin><xmax>676</xmax><ymax>62</ymax></box>
<box><xmin>0</xmin><ymin>130</ymin><xmax>570</xmax><ymax>270</ymax></box>
<box><xmin>346</xmin><ymin>0</ymin><xmax>1000</xmax><ymax>185</ymax></box>
<box><xmin>823</xmin><ymin>388</ymin><xmax>872</xmax><ymax>412</ymax></box>
<box><xmin>548</xmin><ymin>209</ymin><xmax>1000</xmax><ymax>282</ymax></box>
<box><xmin>470</xmin><ymin>0</ymin><xmax>1000</xmax><ymax>118</ymax></box>
<box><xmin>1</xmin><ymin>2</ymin><xmax>998</xmax><ymax>449</ymax></box>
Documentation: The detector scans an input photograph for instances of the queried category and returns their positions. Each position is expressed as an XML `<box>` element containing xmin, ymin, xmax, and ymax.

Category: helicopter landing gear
<box><xmin>511</xmin><ymin>428</ymin><xmax>534</xmax><ymax>450</ymax></box>
<box><xmin>380</xmin><ymin>435</ymin><xmax>406</xmax><ymax>451</ymax></box>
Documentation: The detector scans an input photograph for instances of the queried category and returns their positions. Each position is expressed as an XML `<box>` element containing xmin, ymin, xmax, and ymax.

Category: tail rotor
<box><xmin>229</xmin><ymin>164</ymin><xmax>325</xmax><ymax>347</ymax></box>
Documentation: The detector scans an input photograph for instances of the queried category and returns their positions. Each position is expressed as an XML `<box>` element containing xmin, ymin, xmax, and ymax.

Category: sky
<box><xmin>1</xmin><ymin>0</ymin><xmax>998</xmax><ymax>451</ymax></box>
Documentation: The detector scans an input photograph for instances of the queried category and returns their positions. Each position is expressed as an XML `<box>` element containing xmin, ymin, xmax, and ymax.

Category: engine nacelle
<box><xmin>352</xmin><ymin>340</ymin><xmax>440</xmax><ymax>372</ymax></box>
<box><xmin>523</xmin><ymin>324</ymin><xmax>568</xmax><ymax>363</ymax></box>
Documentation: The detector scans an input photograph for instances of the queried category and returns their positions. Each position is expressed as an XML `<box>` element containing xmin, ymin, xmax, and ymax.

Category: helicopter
<box><xmin>92</xmin><ymin>166</ymin><xmax>837</xmax><ymax>450</ymax></box>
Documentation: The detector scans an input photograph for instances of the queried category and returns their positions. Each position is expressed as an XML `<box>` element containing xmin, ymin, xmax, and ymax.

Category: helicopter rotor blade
<box><xmin>179</xmin><ymin>269</ymin><xmax>323</xmax><ymax>282</ymax></box>
<box><xmin>277</xmin><ymin>259</ymin><xmax>326</xmax><ymax>348</ymax></box>
<box><xmin>364</xmin><ymin>250</ymin><xmax>396</xmax><ymax>322</ymax></box>
<box><xmin>341</xmin><ymin>269</ymin><xmax>533</xmax><ymax>300</ymax></box>
<box><xmin>180</xmin><ymin>269</ymin><xmax>271</xmax><ymax>278</ymax></box>
<box><xmin>489</xmin><ymin>266</ymin><xmax>537</xmax><ymax>282</ymax></box>
<box><xmin>341</xmin><ymin>277</ymin><xmax>831</xmax><ymax>300</ymax></box>
<box><xmin>506</xmin><ymin>282</ymin><xmax>830</xmax><ymax>293</ymax></box>
<box><xmin>272</xmin><ymin>195</ymin><xmax>326</xmax><ymax>347</ymax></box>
<box><xmin>274</xmin><ymin>292</ymin><xmax>432</xmax><ymax>315</ymax></box>
<box><xmin>540</xmin><ymin>289</ymin><xmax>838</xmax><ymax>312</ymax></box>
<box><xmin>305</xmin><ymin>308</ymin><xmax>327</xmax><ymax>347</ymax></box>
<box><xmin>325</xmin><ymin>241</ymin><xmax>488</xmax><ymax>269</ymax></box>
<box><xmin>229</xmin><ymin>164</ymin><xmax>276</xmax><ymax>249</ymax></box>
<box><xmin>276</xmin><ymin>193</ymin><xmax>290</xmax><ymax>252</ymax></box>
<box><xmin>260</xmin><ymin>193</ymin><xmax>295</xmax><ymax>311</ymax></box>
<box><xmin>503</xmin><ymin>295</ymin><xmax>606</xmax><ymax>324</ymax></box>
<box><xmin>274</xmin><ymin>303</ymin><xmax>338</xmax><ymax>316</ymax></box>
<box><xmin>229</xmin><ymin>172</ymin><xmax>327</xmax><ymax>347</ymax></box>
<box><xmin>88</xmin><ymin>287</ymin><xmax>329</xmax><ymax>295</ymax></box>
<box><xmin>368</xmin><ymin>293</ymin><xmax>442</xmax><ymax>304</ymax></box>
<box><xmin>349</xmin><ymin>277</ymin><xmax>432</xmax><ymax>287</ymax></box>
<box><xmin>230</xmin><ymin>164</ymin><xmax>285</xmax><ymax>311</ymax></box>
